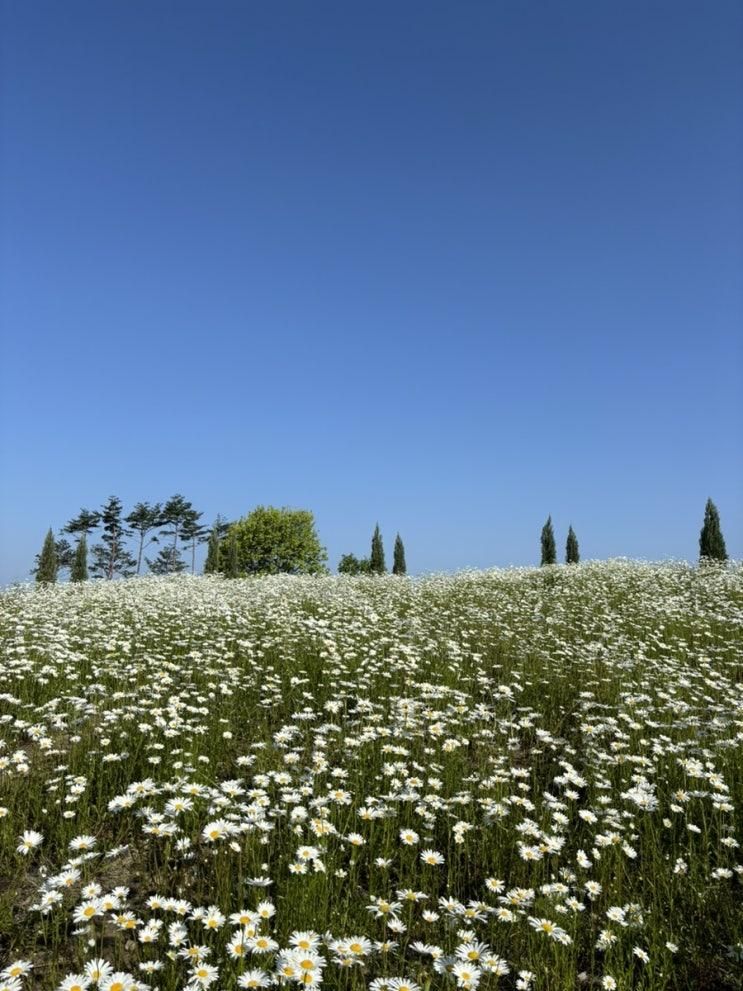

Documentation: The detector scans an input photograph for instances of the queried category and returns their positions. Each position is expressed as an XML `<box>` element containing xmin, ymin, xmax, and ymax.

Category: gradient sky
<box><xmin>1</xmin><ymin>1</ymin><xmax>741</xmax><ymax>582</ymax></box>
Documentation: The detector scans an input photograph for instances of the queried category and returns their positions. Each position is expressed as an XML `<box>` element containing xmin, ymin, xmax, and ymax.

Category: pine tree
<box><xmin>147</xmin><ymin>546</ymin><xmax>187</xmax><ymax>575</ymax></box>
<box><xmin>699</xmin><ymin>498</ymin><xmax>728</xmax><ymax>562</ymax></box>
<box><xmin>181</xmin><ymin>508</ymin><xmax>208</xmax><ymax>574</ymax></box>
<box><xmin>160</xmin><ymin>494</ymin><xmax>194</xmax><ymax>562</ymax></box>
<box><xmin>392</xmin><ymin>534</ymin><xmax>407</xmax><ymax>575</ymax></box>
<box><xmin>62</xmin><ymin>509</ymin><xmax>98</xmax><ymax>580</ymax></box>
<box><xmin>71</xmin><ymin>534</ymin><xmax>89</xmax><ymax>582</ymax></box>
<box><xmin>90</xmin><ymin>496</ymin><xmax>136</xmax><ymax>579</ymax></box>
<box><xmin>63</xmin><ymin>508</ymin><xmax>101</xmax><ymax>538</ymax></box>
<box><xmin>565</xmin><ymin>526</ymin><xmax>580</xmax><ymax>564</ymax></box>
<box><xmin>35</xmin><ymin>528</ymin><xmax>58</xmax><ymax>583</ymax></box>
<box><xmin>225</xmin><ymin>530</ymin><xmax>240</xmax><ymax>578</ymax></box>
<box><xmin>370</xmin><ymin>524</ymin><xmax>386</xmax><ymax>574</ymax></box>
<box><xmin>126</xmin><ymin>502</ymin><xmax>162</xmax><ymax>575</ymax></box>
<box><xmin>540</xmin><ymin>516</ymin><xmax>556</xmax><ymax>566</ymax></box>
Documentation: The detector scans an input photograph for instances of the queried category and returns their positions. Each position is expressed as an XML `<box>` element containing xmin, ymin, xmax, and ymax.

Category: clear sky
<box><xmin>1</xmin><ymin>1</ymin><xmax>741</xmax><ymax>582</ymax></box>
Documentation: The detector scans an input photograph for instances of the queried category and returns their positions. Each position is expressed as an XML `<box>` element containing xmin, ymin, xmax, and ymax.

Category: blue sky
<box><xmin>1</xmin><ymin>1</ymin><xmax>741</xmax><ymax>581</ymax></box>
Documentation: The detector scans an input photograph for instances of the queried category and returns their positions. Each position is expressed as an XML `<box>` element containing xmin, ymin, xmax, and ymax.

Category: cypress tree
<box><xmin>36</xmin><ymin>528</ymin><xmax>58</xmax><ymax>583</ymax></box>
<box><xmin>370</xmin><ymin>524</ymin><xmax>386</xmax><ymax>574</ymax></box>
<box><xmin>71</xmin><ymin>534</ymin><xmax>89</xmax><ymax>582</ymax></box>
<box><xmin>540</xmin><ymin>516</ymin><xmax>556</xmax><ymax>566</ymax></box>
<box><xmin>204</xmin><ymin>525</ymin><xmax>221</xmax><ymax>574</ymax></box>
<box><xmin>392</xmin><ymin>534</ymin><xmax>407</xmax><ymax>575</ymax></box>
<box><xmin>225</xmin><ymin>530</ymin><xmax>240</xmax><ymax>578</ymax></box>
<box><xmin>565</xmin><ymin>525</ymin><xmax>580</xmax><ymax>564</ymax></box>
<box><xmin>699</xmin><ymin>498</ymin><xmax>728</xmax><ymax>562</ymax></box>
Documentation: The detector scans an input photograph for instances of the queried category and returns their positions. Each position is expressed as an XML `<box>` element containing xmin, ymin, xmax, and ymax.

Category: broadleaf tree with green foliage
<box><xmin>540</xmin><ymin>515</ymin><xmax>556</xmax><ymax>566</ymax></box>
<box><xmin>699</xmin><ymin>498</ymin><xmax>728</xmax><ymax>562</ymax></box>
<box><xmin>565</xmin><ymin>525</ymin><xmax>580</xmax><ymax>564</ymax></box>
<box><xmin>230</xmin><ymin>506</ymin><xmax>327</xmax><ymax>575</ymax></box>
<box><xmin>338</xmin><ymin>553</ymin><xmax>371</xmax><ymax>575</ymax></box>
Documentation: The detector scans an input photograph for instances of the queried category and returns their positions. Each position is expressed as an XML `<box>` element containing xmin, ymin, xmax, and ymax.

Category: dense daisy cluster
<box><xmin>0</xmin><ymin>561</ymin><xmax>741</xmax><ymax>990</ymax></box>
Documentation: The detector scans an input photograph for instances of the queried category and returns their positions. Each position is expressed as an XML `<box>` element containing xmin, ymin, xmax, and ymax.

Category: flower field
<box><xmin>1</xmin><ymin>562</ymin><xmax>742</xmax><ymax>991</ymax></box>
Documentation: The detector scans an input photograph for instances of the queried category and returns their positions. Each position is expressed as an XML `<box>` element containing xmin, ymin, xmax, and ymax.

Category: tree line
<box><xmin>337</xmin><ymin>524</ymin><xmax>407</xmax><ymax>575</ymax></box>
<box><xmin>34</xmin><ymin>495</ymin><xmax>215</xmax><ymax>583</ymax></box>
<box><xmin>33</xmin><ymin>502</ymin><xmax>333</xmax><ymax>583</ymax></box>
<box><xmin>32</xmin><ymin>497</ymin><xmax>729</xmax><ymax>584</ymax></box>
<box><xmin>536</xmin><ymin>498</ymin><xmax>728</xmax><ymax>566</ymax></box>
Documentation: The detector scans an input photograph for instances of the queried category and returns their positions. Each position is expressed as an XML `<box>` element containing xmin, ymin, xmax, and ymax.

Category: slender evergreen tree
<box><xmin>699</xmin><ymin>498</ymin><xmax>728</xmax><ymax>562</ymax></box>
<box><xmin>61</xmin><ymin>509</ymin><xmax>98</xmax><ymax>580</ymax></box>
<box><xmin>71</xmin><ymin>534</ymin><xmax>88</xmax><ymax>582</ymax></box>
<box><xmin>565</xmin><ymin>526</ymin><xmax>580</xmax><ymax>564</ymax></box>
<box><xmin>126</xmin><ymin>502</ymin><xmax>162</xmax><ymax>575</ymax></box>
<box><xmin>204</xmin><ymin>525</ymin><xmax>221</xmax><ymax>574</ymax></box>
<box><xmin>370</xmin><ymin>524</ymin><xmax>386</xmax><ymax>574</ymax></box>
<box><xmin>33</xmin><ymin>537</ymin><xmax>73</xmax><ymax>577</ymax></box>
<box><xmin>225</xmin><ymin>530</ymin><xmax>240</xmax><ymax>578</ymax></box>
<box><xmin>540</xmin><ymin>516</ymin><xmax>556</xmax><ymax>566</ymax></box>
<box><xmin>392</xmin><ymin>534</ymin><xmax>407</xmax><ymax>575</ymax></box>
<box><xmin>35</xmin><ymin>528</ymin><xmax>58</xmax><ymax>583</ymax></box>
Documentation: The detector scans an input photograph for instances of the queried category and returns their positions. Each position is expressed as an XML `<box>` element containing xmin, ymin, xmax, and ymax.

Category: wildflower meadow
<box><xmin>1</xmin><ymin>561</ymin><xmax>742</xmax><ymax>990</ymax></box>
